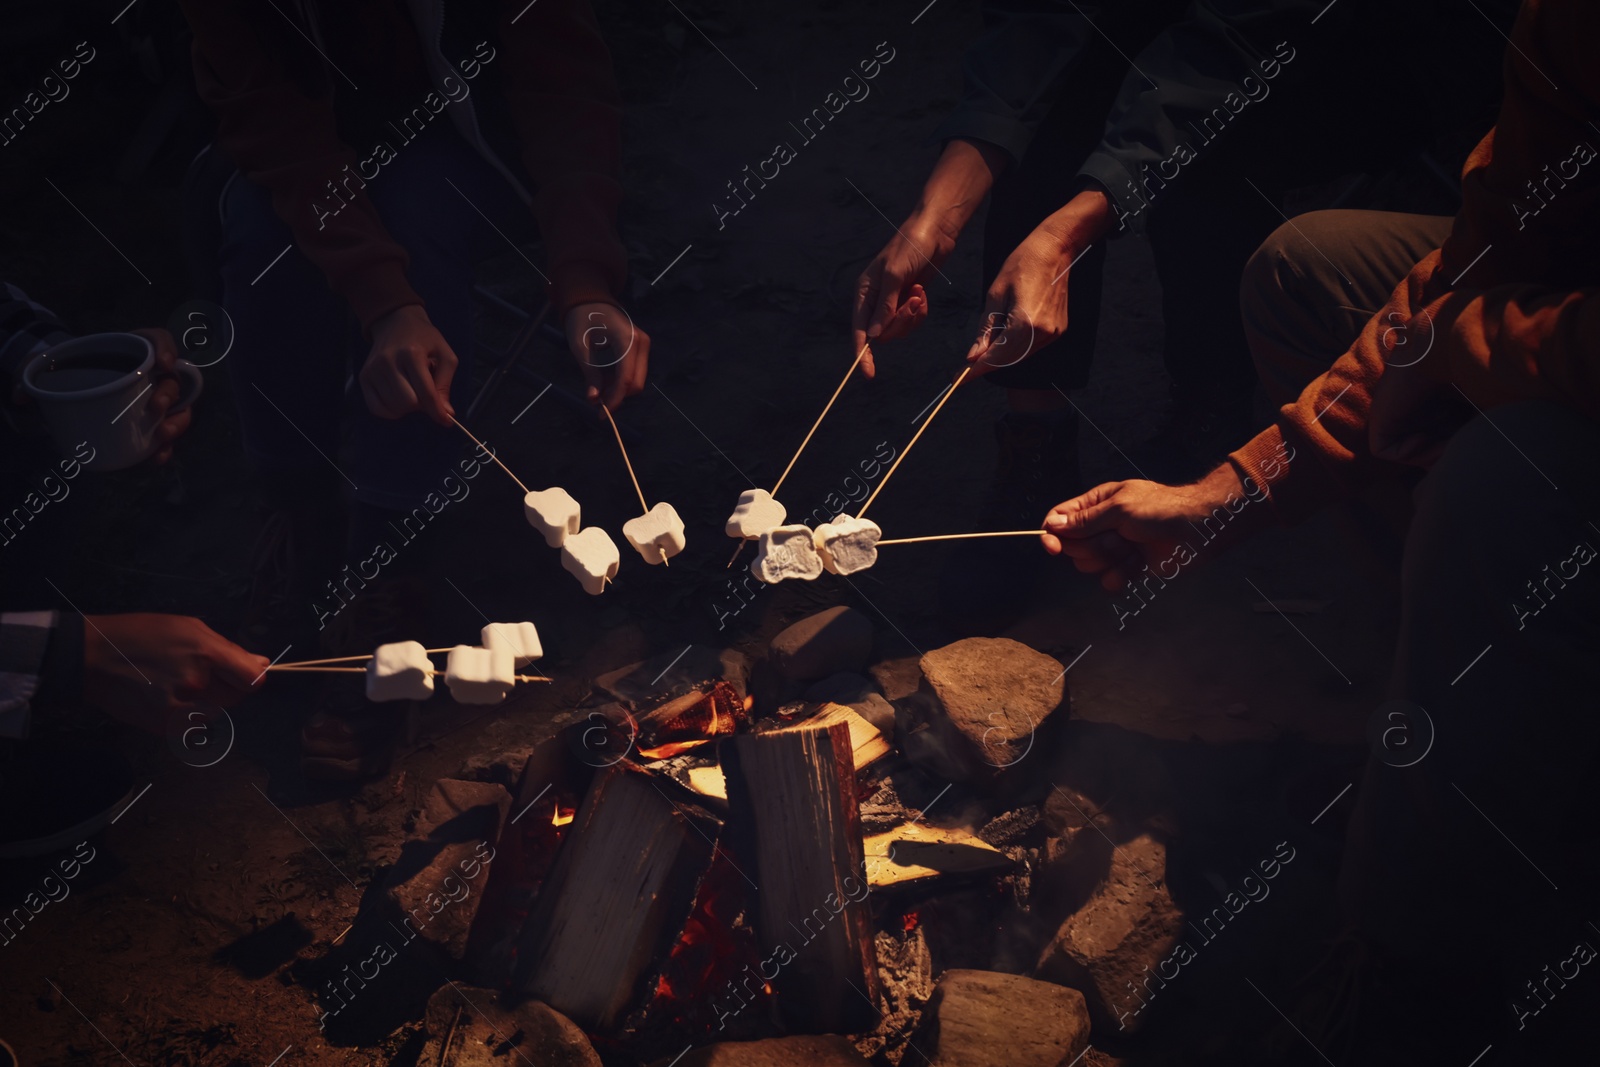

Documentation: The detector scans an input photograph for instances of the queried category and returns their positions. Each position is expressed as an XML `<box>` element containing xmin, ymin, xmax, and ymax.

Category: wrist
<box><xmin>1041</xmin><ymin>188</ymin><xmax>1114</xmax><ymax>261</ymax></box>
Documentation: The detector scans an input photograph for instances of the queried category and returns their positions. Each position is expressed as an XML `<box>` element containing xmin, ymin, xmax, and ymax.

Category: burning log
<box><xmin>721</xmin><ymin>710</ymin><xmax>881</xmax><ymax>1033</ymax></box>
<box><xmin>516</xmin><ymin>763</ymin><xmax>723</xmax><ymax>1030</ymax></box>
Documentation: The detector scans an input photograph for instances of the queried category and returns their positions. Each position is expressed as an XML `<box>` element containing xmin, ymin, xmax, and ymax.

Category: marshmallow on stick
<box><xmin>365</xmin><ymin>641</ymin><xmax>435</xmax><ymax>702</ymax></box>
<box><xmin>814</xmin><ymin>514</ymin><xmax>882</xmax><ymax>575</ymax></box>
<box><xmin>445</xmin><ymin>645</ymin><xmax>516</xmax><ymax>704</ymax></box>
<box><xmin>725</xmin><ymin>488</ymin><xmax>787</xmax><ymax>541</ymax></box>
<box><xmin>562</xmin><ymin>527</ymin><xmax>620</xmax><ymax>595</ymax></box>
<box><xmin>483</xmin><ymin>621</ymin><xmax>542</xmax><ymax>667</ymax></box>
<box><xmin>623</xmin><ymin>501</ymin><xmax>687</xmax><ymax>565</ymax></box>
<box><xmin>524</xmin><ymin>488</ymin><xmax>582</xmax><ymax>548</ymax></box>
<box><xmin>751</xmin><ymin>524</ymin><xmax>825</xmax><ymax>583</ymax></box>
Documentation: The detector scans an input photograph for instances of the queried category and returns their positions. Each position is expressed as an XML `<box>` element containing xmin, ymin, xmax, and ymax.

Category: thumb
<box><xmin>573</xmin><ymin>334</ymin><xmax>604</xmax><ymax>403</ymax></box>
<box><xmin>966</xmin><ymin>292</ymin><xmax>1012</xmax><ymax>368</ymax></box>
<box><xmin>1044</xmin><ymin>484</ymin><xmax>1125</xmax><ymax>539</ymax></box>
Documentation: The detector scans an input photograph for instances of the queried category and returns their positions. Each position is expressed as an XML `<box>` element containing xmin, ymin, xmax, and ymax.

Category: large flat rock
<box><xmin>900</xmin><ymin>638</ymin><xmax>1066</xmax><ymax>787</ymax></box>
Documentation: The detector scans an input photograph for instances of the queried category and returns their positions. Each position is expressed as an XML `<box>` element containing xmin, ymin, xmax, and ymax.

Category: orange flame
<box><xmin>551</xmin><ymin>806</ymin><xmax>575</xmax><ymax>827</ymax></box>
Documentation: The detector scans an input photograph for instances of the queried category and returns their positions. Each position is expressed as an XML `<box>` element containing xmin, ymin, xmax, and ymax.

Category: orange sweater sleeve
<box><xmin>1231</xmin><ymin>0</ymin><xmax>1600</xmax><ymax>522</ymax></box>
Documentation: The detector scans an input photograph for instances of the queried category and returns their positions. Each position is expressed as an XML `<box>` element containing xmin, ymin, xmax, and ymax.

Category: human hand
<box><xmin>130</xmin><ymin>327</ymin><xmax>192</xmax><ymax>465</ymax></box>
<box><xmin>851</xmin><ymin>224</ymin><xmax>943</xmax><ymax>376</ymax></box>
<box><xmin>1041</xmin><ymin>464</ymin><xmax>1262</xmax><ymax>591</ymax></box>
<box><xmin>850</xmin><ymin>138</ymin><xmax>1007</xmax><ymax>378</ymax></box>
<box><xmin>82</xmin><ymin>614</ymin><xmax>270</xmax><ymax>735</ymax></box>
<box><xmin>567</xmin><ymin>302</ymin><xmax>649</xmax><ymax>410</ymax></box>
<box><xmin>966</xmin><ymin>188</ymin><xmax>1112</xmax><ymax>375</ymax></box>
<box><xmin>360</xmin><ymin>305</ymin><xmax>457</xmax><ymax>424</ymax></box>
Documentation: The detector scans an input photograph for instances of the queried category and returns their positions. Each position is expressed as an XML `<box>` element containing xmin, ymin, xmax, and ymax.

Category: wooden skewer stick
<box><xmin>770</xmin><ymin>343</ymin><xmax>870</xmax><ymax>497</ymax></box>
<box><xmin>274</xmin><ymin>649</ymin><xmax>453</xmax><ymax>668</ymax></box>
<box><xmin>725</xmin><ymin>538</ymin><xmax>750</xmax><ymax>569</ymax></box>
<box><xmin>450</xmin><ymin>415</ymin><xmax>530</xmax><ymax>494</ymax></box>
<box><xmin>858</xmin><ymin>364</ymin><xmax>973</xmax><ymax>519</ymax></box>
<box><xmin>877</xmin><ymin>530</ymin><xmax>1046</xmax><ymax>546</ymax></box>
<box><xmin>266</xmin><ymin>666</ymin><xmax>552</xmax><ymax>684</ymax></box>
<box><xmin>599</xmin><ymin>404</ymin><xmax>649</xmax><ymax>514</ymax></box>
<box><xmin>600</xmin><ymin>404</ymin><xmax>668</xmax><ymax>566</ymax></box>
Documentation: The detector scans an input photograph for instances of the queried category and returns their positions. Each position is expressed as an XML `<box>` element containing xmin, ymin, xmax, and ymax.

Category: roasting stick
<box><xmin>770</xmin><ymin>343</ymin><xmax>870</xmax><ymax>498</ymax></box>
<box><xmin>858</xmin><ymin>364</ymin><xmax>973</xmax><ymax>519</ymax></box>
<box><xmin>449</xmin><ymin>415</ymin><xmax>529</xmax><ymax>494</ymax></box>
<box><xmin>273</xmin><ymin>649</ymin><xmax>453</xmax><ymax>668</ymax></box>
<box><xmin>600</xmin><ymin>403</ymin><xmax>667</xmax><ymax>567</ymax></box>
<box><xmin>266</xmin><ymin>665</ymin><xmax>553</xmax><ymax>682</ymax></box>
<box><xmin>727</xmin><ymin>344</ymin><xmax>873</xmax><ymax>572</ymax></box>
<box><xmin>877</xmin><ymin>530</ymin><xmax>1046</xmax><ymax>546</ymax></box>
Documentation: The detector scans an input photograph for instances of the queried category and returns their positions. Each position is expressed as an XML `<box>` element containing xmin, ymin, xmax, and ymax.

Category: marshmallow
<box><xmin>365</xmin><ymin>640</ymin><xmax>435</xmax><ymax>702</ymax></box>
<box><xmin>482</xmin><ymin>621</ymin><xmax>542</xmax><ymax>667</ymax></box>
<box><xmin>622</xmin><ymin>502</ymin><xmax>687</xmax><ymax>565</ymax></box>
<box><xmin>725</xmin><ymin>488</ymin><xmax>787</xmax><ymax>540</ymax></box>
<box><xmin>814</xmin><ymin>514</ymin><xmax>882</xmax><ymax>575</ymax></box>
<box><xmin>562</xmin><ymin>527</ymin><xmax>620</xmax><ymax>595</ymax></box>
<box><xmin>444</xmin><ymin>645</ymin><xmax>516</xmax><ymax>705</ymax></box>
<box><xmin>524</xmin><ymin>488</ymin><xmax>582</xmax><ymax>548</ymax></box>
<box><xmin>751</xmin><ymin>524</ymin><xmax>825</xmax><ymax>583</ymax></box>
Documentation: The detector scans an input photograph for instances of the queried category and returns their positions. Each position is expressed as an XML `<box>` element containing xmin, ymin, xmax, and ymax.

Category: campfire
<box><xmin>380</xmin><ymin>628</ymin><xmax>1088</xmax><ymax>1065</ymax></box>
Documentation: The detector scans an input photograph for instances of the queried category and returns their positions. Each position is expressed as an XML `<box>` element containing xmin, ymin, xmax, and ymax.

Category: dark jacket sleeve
<box><xmin>933</xmin><ymin>0</ymin><xmax>1103</xmax><ymax>165</ymax></box>
<box><xmin>1076</xmin><ymin>0</ymin><xmax>1335</xmax><ymax>232</ymax></box>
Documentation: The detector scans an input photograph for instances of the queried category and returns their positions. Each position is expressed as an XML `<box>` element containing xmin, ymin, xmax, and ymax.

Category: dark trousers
<box><xmin>1244</xmin><ymin>209</ymin><xmax>1600</xmax><ymax>1051</ymax></box>
<box><xmin>218</xmin><ymin>124</ymin><xmax>532</xmax><ymax>512</ymax></box>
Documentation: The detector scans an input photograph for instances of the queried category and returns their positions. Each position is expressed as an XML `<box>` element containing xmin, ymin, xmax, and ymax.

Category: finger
<box><xmin>133</xmin><ymin>328</ymin><xmax>180</xmax><ymax>374</ymax></box>
<box><xmin>867</xmin><ymin>265</ymin><xmax>908</xmax><ymax>342</ymax></box>
<box><xmin>149</xmin><ymin>377</ymin><xmax>180</xmax><ymax>418</ymax></box>
<box><xmin>154</xmin><ymin>408</ymin><xmax>192</xmax><ymax>448</ymax></box>
<box><xmin>431</xmin><ymin>346</ymin><xmax>459</xmax><ymax>421</ymax></box>
<box><xmin>571</xmin><ymin>334</ymin><xmax>605</xmax><ymax>404</ymax></box>
<box><xmin>851</xmin><ymin>262</ymin><xmax>884</xmax><ymax>356</ymax></box>
<box><xmin>365</xmin><ymin>366</ymin><xmax>416</xmax><ymax>420</ymax></box>
<box><xmin>966</xmin><ymin>292</ymin><xmax>1009</xmax><ymax>366</ymax></box>
<box><xmin>859</xmin><ymin>340</ymin><xmax>877</xmax><ymax>380</ymax></box>
<box><xmin>400</xmin><ymin>349</ymin><xmax>449</xmax><ymax>425</ymax></box>
<box><xmin>1043</xmin><ymin>485</ymin><xmax>1124</xmax><ymax>539</ymax></box>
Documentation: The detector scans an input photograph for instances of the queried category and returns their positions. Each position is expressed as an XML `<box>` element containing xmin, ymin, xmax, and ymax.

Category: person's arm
<box><xmin>1232</xmin><ymin>0</ymin><xmax>1600</xmax><ymax>522</ymax></box>
<box><xmin>1076</xmin><ymin>0</ymin><xmax>1335</xmax><ymax>234</ymax></box>
<box><xmin>933</xmin><ymin>0</ymin><xmax>1106</xmax><ymax>167</ymax></box>
<box><xmin>852</xmin><ymin>1</ymin><xmax>1101</xmax><ymax>370</ymax></box>
<box><xmin>495</xmin><ymin>0</ymin><xmax>627</xmax><ymax>313</ymax></box>
<box><xmin>180</xmin><ymin>0</ymin><xmax>422</xmax><ymax>332</ymax></box>
<box><xmin>0</xmin><ymin>284</ymin><xmax>71</xmax><ymax>391</ymax></box>
<box><xmin>494</xmin><ymin>0</ymin><xmax>650</xmax><ymax>409</ymax></box>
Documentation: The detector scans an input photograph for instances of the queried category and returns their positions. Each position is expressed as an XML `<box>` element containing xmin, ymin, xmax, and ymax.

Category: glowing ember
<box><xmin>902</xmin><ymin>910</ymin><xmax>921</xmax><ymax>933</ymax></box>
<box><xmin>552</xmin><ymin>806</ymin><xmax>575</xmax><ymax>827</ymax></box>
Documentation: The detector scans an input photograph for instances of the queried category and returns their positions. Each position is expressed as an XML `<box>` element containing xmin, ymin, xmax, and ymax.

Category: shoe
<box><xmin>0</xmin><ymin>738</ymin><xmax>134</xmax><ymax>859</ymax></box>
<box><xmin>937</xmin><ymin>409</ymin><xmax>1082</xmax><ymax>635</ymax></box>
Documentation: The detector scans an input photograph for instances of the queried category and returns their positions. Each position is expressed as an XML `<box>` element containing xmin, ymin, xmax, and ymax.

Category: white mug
<box><xmin>23</xmin><ymin>333</ymin><xmax>203</xmax><ymax>472</ymax></box>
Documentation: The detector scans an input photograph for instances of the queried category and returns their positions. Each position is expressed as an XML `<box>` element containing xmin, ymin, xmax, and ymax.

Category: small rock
<box><xmin>903</xmin><ymin>638</ymin><xmax>1066</xmax><ymax>788</ymax></box>
<box><xmin>594</xmin><ymin>645</ymin><xmax>751</xmax><ymax>705</ymax></box>
<box><xmin>803</xmin><ymin>671</ymin><xmax>879</xmax><ymax>705</ymax></box>
<box><xmin>769</xmin><ymin>607</ymin><xmax>873</xmax><ymax>682</ymax></box>
<box><xmin>912</xmin><ymin>969</ymin><xmax>1090</xmax><ymax>1067</ymax></box>
<box><xmin>1035</xmin><ymin>834</ymin><xmax>1186</xmax><ymax>1033</ymax></box>
<box><xmin>655</xmin><ymin>1035</ymin><xmax>871</xmax><ymax>1067</ymax></box>
<box><xmin>869</xmin><ymin>656</ymin><xmax>921</xmax><ymax>701</ymax></box>
<box><xmin>420</xmin><ymin>984</ymin><xmax>600</xmax><ymax>1067</ymax></box>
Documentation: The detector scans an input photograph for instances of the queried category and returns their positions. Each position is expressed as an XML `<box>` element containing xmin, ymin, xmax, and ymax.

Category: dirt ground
<box><xmin>0</xmin><ymin>1</ymin><xmax>1425</xmax><ymax>1063</ymax></box>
